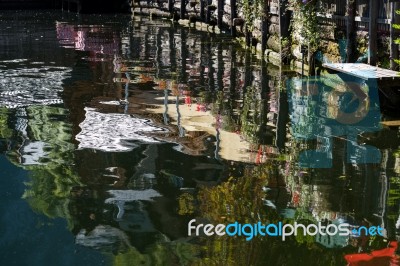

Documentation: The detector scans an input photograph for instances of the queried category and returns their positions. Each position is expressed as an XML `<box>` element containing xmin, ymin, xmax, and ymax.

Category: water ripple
<box><xmin>76</xmin><ymin>107</ymin><xmax>168</xmax><ymax>152</ymax></box>
<box><xmin>0</xmin><ymin>61</ymin><xmax>71</xmax><ymax>108</ymax></box>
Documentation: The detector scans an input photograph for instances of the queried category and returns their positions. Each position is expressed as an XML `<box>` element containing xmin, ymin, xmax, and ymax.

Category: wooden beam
<box><xmin>368</xmin><ymin>0</ymin><xmax>378</xmax><ymax>66</ymax></box>
<box><xmin>322</xmin><ymin>63</ymin><xmax>400</xmax><ymax>80</ymax></box>
<box><xmin>381</xmin><ymin>120</ymin><xmax>400</xmax><ymax>127</ymax></box>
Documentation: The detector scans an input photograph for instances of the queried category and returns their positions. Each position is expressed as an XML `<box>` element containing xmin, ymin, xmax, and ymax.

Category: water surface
<box><xmin>0</xmin><ymin>10</ymin><xmax>399</xmax><ymax>266</ymax></box>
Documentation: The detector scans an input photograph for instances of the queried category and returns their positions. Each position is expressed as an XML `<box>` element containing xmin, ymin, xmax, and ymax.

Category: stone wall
<box><xmin>129</xmin><ymin>0</ymin><xmax>398</xmax><ymax>72</ymax></box>
<box><xmin>129</xmin><ymin>0</ymin><xmax>285</xmax><ymax>65</ymax></box>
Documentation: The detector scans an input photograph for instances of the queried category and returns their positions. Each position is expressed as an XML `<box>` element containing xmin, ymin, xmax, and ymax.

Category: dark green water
<box><xmin>0</xmin><ymin>10</ymin><xmax>399</xmax><ymax>266</ymax></box>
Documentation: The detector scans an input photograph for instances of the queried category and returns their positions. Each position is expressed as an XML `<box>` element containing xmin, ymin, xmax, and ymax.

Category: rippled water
<box><xmin>0</xmin><ymin>10</ymin><xmax>399</xmax><ymax>266</ymax></box>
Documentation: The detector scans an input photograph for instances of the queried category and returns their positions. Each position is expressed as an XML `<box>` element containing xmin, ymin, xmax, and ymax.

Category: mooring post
<box><xmin>245</xmin><ymin>29</ymin><xmax>251</xmax><ymax>47</ymax></box>
<box><xmin>243</xmin><ymin>50</ymin><xmax>252</xmax><ymax>92</ymax></box>
<box><xmin>199</xmin><ymin>39</ymin><xmax>205</xmax><ymax>87</ymax></box>
<box><xmin>217</xmin><ymin>42</ymin><xmax>223</xmax><ymax>91</ymax></box>
<box><xmin>229</xmin><ymin>46</ymin><xmax>236</xmax><ymax>96</ymax></box>
<box><xmin>276</xmin><ymin>76</ymin><xmax>289</xmax><ymax>151</ymax></box>
<box><xmin>181</xmin><ymin>29</ymin><xmax>188</xmax><ymax>83</ymax></box>
<box><xmin>181</xmin><ymin>0</ymin><xmax>186</xmax><ymax>19</ymax></box>
<box><xmin>346</xmin><ymin>0</ymin><xmax>356</xmax><ymax>63</ymax></box>
<box><xmin>169</xmin><ymin>28</ymin><xmax>177</xmax><ymax>79</ymax></box>
<box><xmin>207</xmin><ymin>41</ymin><xmax>215</xmax><ymax>91</ymax></box>
<box><xmin>217</xmin><ymin>0</ymin><xmax>223</xmax><ymax>28</ymax></box>
<box><xmin>278</xmin><ymin>0</ymin><xmax>291</xmax><ymax>63</ymax></box>
<box><xmin>261</xmin><ymin>0</ymin><xmax>269</xmax><ymax>53</ymax></box>
<box><xmin>260</xmin><ymin>57</ymin><xmax>268</xmax><ymax>98</ymax></box>
<box><xmin>228</xmin><ymin>46</ymin><xmax>237</xmax><ymax>131</ymax></box>
<box><xmin>390</xmin><ymin>2</ymin><xmax>400</xmax><ymax>70</ymax></box>
<box><xmin>200</xmin><ymin>0</ymin><xmax>205</xmax><ymax>21</ymax></box>
<box><xmin>230</xmin><ymin>0</ymin><xmax>236</xmax><ymax>37</ymax></box>
<box><xmin>206</xmin><ymin>0</ymin><xmax>211</xmax><ymax>23</ymax></box>
<box><xmin>300</xmin><ymin>44</ymin><xmax>307</xmax><ymax>77</ymax></box>
<box><xmin>368</xmin><ymin>0</ymin><xmax>378</xmax><ymax>66</ymax></box>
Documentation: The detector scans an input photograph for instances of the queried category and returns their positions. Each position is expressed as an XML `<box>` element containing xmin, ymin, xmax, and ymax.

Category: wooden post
<box><xmin>200</xmin><ymin>0</ymin><xmax>205</xmax><ymax>21</ymax></box>
<box><xmin>279</xmin><ymin>0</ymin><xmax>290</xmax><ymax>38</ymax></box>
<box><xmin>346</xmin><ymin>0</ymin><xmax>356</xmax><ymax>63</ymax></box>
<box><xmin>279</xmin><ymin>0</ymin><xmax>291</xmax><ymax>62</ymax></box>
<box><xmin>261</xmin><ymin>0</ymin><xmax>269</xmax><ymax>53</ymax></box>
<box><xmin>390</xmin><ymin>2</ymin><xmax>400</xmax><ymax>70</ymax></box>
<box><xmin>368</xmin><ymin>0</ymin><xmax>378</xmax><ymax>66</ymax></box>
<box><xmin>163</xmin><ymin>27</ymin><xmax>169</xmax><ymax>126</ymax></box>
<box><xmin>276</xmin><ymin>83</ymin><xmax>288</xmax><ymax>151</ymax></box>
<box><xmin>168</xmin><ymin>0</ymin><xmax>173</xmax><ymax>13</ymax></box>
<box><xmin>180</xmin><ymin>30</ymin><xmax>188</xmax><ymax>83</ymax></box>
<box><xmin>217</xmin><ymin>0</ymin><xmax>224</xmax><ymax>28</ymax></box>
<box><xmin>180</xmin><ymin>0</ymin><xmax>186</xmax><ymax>19</ymax></box>
<box><xmin>199</xmin><ymin>39</ymin><xmax>205</xmax><ymax>87</ymax></box>
<box><xmin>245</xmin><ymin>29</ymin><xmax>251</xmax><ymax>47</ymax></box>
<box><xmin>230</xmin><ymin>0</ymin><xmax>236</xmax><ymax>37</ymax></box>
<box><xmin>229</xmin><ymin>46</ymin><xmax>237</xmax><ymax>97</ymax></box>
<box><xmin>170</xmin><ymin>28</ymin><xmax>177</xmax><ymax>80</ymax></box>
<box><xmin>259</xmin><ymin>59</ymin><xmax>269</xmax><ymax>146</ymax></box>
<box><xmin>207</xmin><ymin>40</ymin><xmax>215</xmax><ymax>91</ymax></box>
<box><xmin>206</xmin><ymin>1</ymin><xmax>211</xmax><ymax>23</ymax></box>
<box><xmin>228</xmin><ymin>46</ymin><xmax>237</xmax><ymax>130</ymax></box>
<box><xmin>243</xmin><ymin>50</ymin><xmax>252</xmax><ymax>91</ymax></box>
<box><xmin>260</xmin><ymin>59</ymin><xmax>268</xmax><ymax>102</ymax></box>
<box><xmin>217</xmin><ymin>43</ymin><xmax>223</xmax><ymax>91</ymax></box>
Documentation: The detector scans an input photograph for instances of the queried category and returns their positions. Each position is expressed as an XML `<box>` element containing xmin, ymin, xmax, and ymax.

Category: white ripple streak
<box><xmin>76</xmin><ymin>107</ymin><xmax>165</xmax><ymax>152</ymax></box>
<box><xmin>0</xmin><ymin>63</ymin><xmax>71</xmax><ymax>108</ymax></box>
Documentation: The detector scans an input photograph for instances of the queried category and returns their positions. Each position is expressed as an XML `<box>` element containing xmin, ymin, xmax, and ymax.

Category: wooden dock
<box><xmin>323</xmin><ymin>63</ymin><xmax>400</xmax><ymax>116</ymax></box>
<box><xmin>323</xmin><ymin>63</ymin><xmax>400</xmax><ymax>81</ymax></box>
<box><xmin>381</xmin><ymin>120</ymin><xmax>400</xmax><ymax>127</ymax></box>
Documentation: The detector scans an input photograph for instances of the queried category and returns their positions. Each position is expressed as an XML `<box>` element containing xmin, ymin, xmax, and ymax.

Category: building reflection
<box><xmin>107</xmin><ymin>18</ymin><xmax>285</xmax><ymax>164</ymax></box>
<box><xmin>54</xmin><ymin>16</ymin><xmax>400</xmax><ymax>261</ymax></box>
<box><xmin>0</xmin><ymin>13</ymin><xmax>398</xmax><ymax>265</ymax></box>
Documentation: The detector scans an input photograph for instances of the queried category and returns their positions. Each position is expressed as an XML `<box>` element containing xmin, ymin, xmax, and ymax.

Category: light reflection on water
<box><xmin>0</xmin><ymin>10</ymin><xmax>399</xmax><ymax>266</ymax></box>
<box><xmin>76</xmin><ymin>107</ymin><xmax>166</xmax><ymax>152</ymax></box>
<box><xmin>0</xmin><ymin>61</ymin><xmax>70</xmax><ymax>108</ymax></box>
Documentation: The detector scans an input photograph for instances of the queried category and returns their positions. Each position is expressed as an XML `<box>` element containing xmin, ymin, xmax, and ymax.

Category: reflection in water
<box><xmin>76</xmin><ymin>107</ymin><xmax>166</xmax><ymax>151</ymax></box>
<box><xmin>0</xmin><ymin>61</ymin><xmax>70</xmax><ymax>108</ymax></box>
<box><xmin>0</xmin><ymin>10</ymin><xmax>399</xmax><ymax>266</ymax></box>
<box><xmin>288</xmin><ymin>76</ymin><xmax>382</xmax><ymax>168</ymax></box>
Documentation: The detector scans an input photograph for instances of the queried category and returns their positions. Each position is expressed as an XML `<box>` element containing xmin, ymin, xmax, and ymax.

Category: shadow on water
<box><xmin>0</xmin><ymin>10</ymin><xmax>399</xmax><ymax>266</ymax></box>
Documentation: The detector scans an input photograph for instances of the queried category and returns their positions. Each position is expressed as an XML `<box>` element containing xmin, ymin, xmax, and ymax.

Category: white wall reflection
<box><xmin>76</xmin><ymin>107</ymin><xmax>167</xmax><ymax>152</ymax></box>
